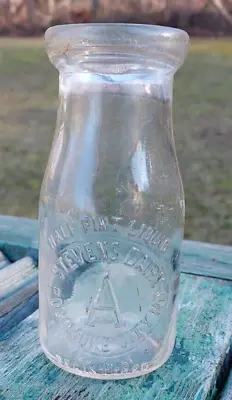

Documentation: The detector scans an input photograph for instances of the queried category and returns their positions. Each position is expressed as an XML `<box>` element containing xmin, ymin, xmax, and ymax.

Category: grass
<box><xmin>0</xmin><ymin>38</ymin><xmax>231</xmax><ymax>245</ymax></box>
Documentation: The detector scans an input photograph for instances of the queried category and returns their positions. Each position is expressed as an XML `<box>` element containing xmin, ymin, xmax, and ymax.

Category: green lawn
<box><xmin>0</xmin><ymin>38</ymin><xmax>231</xmax><ymax>245</ymax></box>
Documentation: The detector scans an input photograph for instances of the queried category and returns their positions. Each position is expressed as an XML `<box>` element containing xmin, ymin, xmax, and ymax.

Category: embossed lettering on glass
<box><xmin>39</xmin><ymin>24</ymin><xmax>189</xmax><ymax>379</ymax></box>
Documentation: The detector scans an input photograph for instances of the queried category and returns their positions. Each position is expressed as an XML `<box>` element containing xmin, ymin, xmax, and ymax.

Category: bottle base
<box><xmin>40</xmin><ymin>323</ymin><xmax>176</xmax><ymax>380</ymax></box>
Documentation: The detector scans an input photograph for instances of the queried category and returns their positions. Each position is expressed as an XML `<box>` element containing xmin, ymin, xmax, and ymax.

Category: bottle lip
<box><xmin>45</xmin><ymin>23</ymin><xmax>189</xmax><ymax>72</ymax></box>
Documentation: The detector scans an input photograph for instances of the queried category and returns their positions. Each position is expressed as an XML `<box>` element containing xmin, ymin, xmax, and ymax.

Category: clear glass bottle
<box><xmin>39</xmin><ymin>23</ymin><xmax>189</xmax><ymax>379</ymax></box>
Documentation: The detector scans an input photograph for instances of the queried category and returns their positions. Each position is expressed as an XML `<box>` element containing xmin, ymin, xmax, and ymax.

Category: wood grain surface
<box><xmin>222</xmin><ymin>370</ymin><xmax>232</xmax><ymax>399</ymax></box>
<box><xmin>0</xmin><ymin>256</ymin><xmax>38</xmax><ymax>334</ymax></box>
<box><xmin>0</xmin><ymin>215</ymin><xmax>231</xmax><ymax>399</ymax></box>
<box><xmin>0</xmin><ymin>215</ymin><xmax>232</xmax><ymax>280</ymax></box>
<box><xmin>1</xmin><ymin>274</ymin><xmax>231</xmax><ymax>400</ymax></box>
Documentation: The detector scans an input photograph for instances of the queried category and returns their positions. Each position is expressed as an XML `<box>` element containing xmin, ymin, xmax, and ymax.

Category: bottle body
<box><xmin>39</xmin><ymin>23</ymin><xmax>189</xmax><ymax>379</ymax></box>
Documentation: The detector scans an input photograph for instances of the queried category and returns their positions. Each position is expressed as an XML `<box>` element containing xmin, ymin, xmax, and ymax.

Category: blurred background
<box><xmin>0</xmin><ymin>0</ymin><xmax>232</xmax><ymax>245</ymax></box>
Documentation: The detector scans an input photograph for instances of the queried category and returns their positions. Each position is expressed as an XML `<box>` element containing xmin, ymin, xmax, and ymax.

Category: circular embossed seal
<box><xmin>48</xmin><ymin>232</ymin><xmax>170</xmax><ymax>358</ymax></box>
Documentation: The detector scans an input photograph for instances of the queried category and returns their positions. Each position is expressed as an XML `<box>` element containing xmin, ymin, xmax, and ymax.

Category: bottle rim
<box><xmin>45</xmin><ymin>23</ymin><xmax>189</xmax><ymax>73</ymax></box>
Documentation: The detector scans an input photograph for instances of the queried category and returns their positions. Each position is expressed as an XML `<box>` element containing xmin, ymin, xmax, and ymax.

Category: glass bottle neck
<box><xmin>59</xmin><ymin>70</ymin><xmax>173</xmax><ymax>104</ymax></box>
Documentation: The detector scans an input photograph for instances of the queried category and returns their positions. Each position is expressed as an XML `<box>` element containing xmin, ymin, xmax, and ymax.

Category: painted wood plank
<box><xmin>211</xmin><ymin>342</ymin><xmax>232</xmax><ymax>399</ymax></box>
<box><xmin>1</xmin><ymin>216</ymin><xmax>232</xmax><ymax>279</ymax></box>
<box><xmin>0</xmin><ymin>293</ymin><xmax>38</xmax><ymax>336</ymax></box>
<box><xmin>182</xmin><ymin>240</ymin><xmax>232</xmax><ymax>281</ymax></box>
<box><xmin>0</xmin><ymin>215</ymin><xmax>38</xmax><ymax>262</ymax></box>
<box><xmin>0</xmin><ymin>256</ymin><xmax>37</xmax><ymax>316</ymax></box>
<box><xmin>0</xmin><ymin>256</ymin><xmax>38</xmax><ymax>334</ymax></box>
<box><xmin>222</xmin><ymin>370</ymin><xmax>232</xmax><ymax>399</ymax></box>
<box><xmin>0</xmin><ymin>216</ymin><xmax>38</xmax><ymax>247</ymax></box>
<box><xmin>0</xmin><ymin>251</ymin><xmax>10</xmax><ymax>270</ymax></box>
<box><xmin>0</xmin><ymin>215</ymin><xmax>231</xmax><ymax>338</ymax></box>
<box><xmin>1</xmin><ymin>274</ymin><xmax>231</xmax><ymax>400</ymax></box>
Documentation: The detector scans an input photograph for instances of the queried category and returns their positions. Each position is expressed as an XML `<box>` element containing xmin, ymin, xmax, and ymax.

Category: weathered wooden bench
<box><xmin>0</xmin><ymin>215</ymin><xmax>231</xmax><ymax>400</ymax></box>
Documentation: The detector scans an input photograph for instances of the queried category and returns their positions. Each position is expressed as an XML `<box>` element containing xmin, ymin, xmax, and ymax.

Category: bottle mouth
<box><xmin>45</xmin><ymin>23</ymin><xmax>189</xmax><ymax>73</ymax></box>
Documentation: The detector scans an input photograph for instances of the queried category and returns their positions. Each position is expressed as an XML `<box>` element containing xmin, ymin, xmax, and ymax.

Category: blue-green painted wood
<box><xmin>212</xmin><ymin>342</ymin><xmax>232</xmax><ymax>399</ymax></box>
<box><xmin>0</xmin><ymin>257</ymin><xmax>37</xmax><ymax>308</ymax></box>
<box><xmin>0</xmin><ymin>216</ymin><xmax>232</xmax><ymax>280</ymax></box>
<box><xmin>0</xmin><ymin>251</ymin><xmax>10</xmax><ymax>270</ymax></box>
<box><xmin>0</xmin><ymin>292</ymin><xmax>38</xmax><ymax>335</ymax></box>
<box><xmin>1</xmin><ymin>275</ymin><xmax>232</xmax><ymax>400</ymax></box>
<box><xmin>222</xmin><ymin>370</ymin><xmax>232</xmax><ymax>399</ymax></box>
<box><xmin>0</xmin><ymin>256</ymin><xmax>38</xmax><ymax>334</ymax></box>
<box><xmin>0</xmin><ymin>216</ymin><xmax>38</xmax><ymax>247</ymax></box>
<box><xmin>0</xmin><ymin>216</ymin><xmax>231</xmax><ymax>398</ymax></box>
<box><xmin>0</xmin><ymin>216</ymin><xmax>231</xmax><ymax>349</ymax></box>
<box><xmin>182</xmin><ymin>240</ymin><xmax>232</xmax><ymax>281</ymax></box>
<box><xmin>0</xmin><ymin>215</ymin><xmax>38</xmax><ymax>262</ymax></box>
